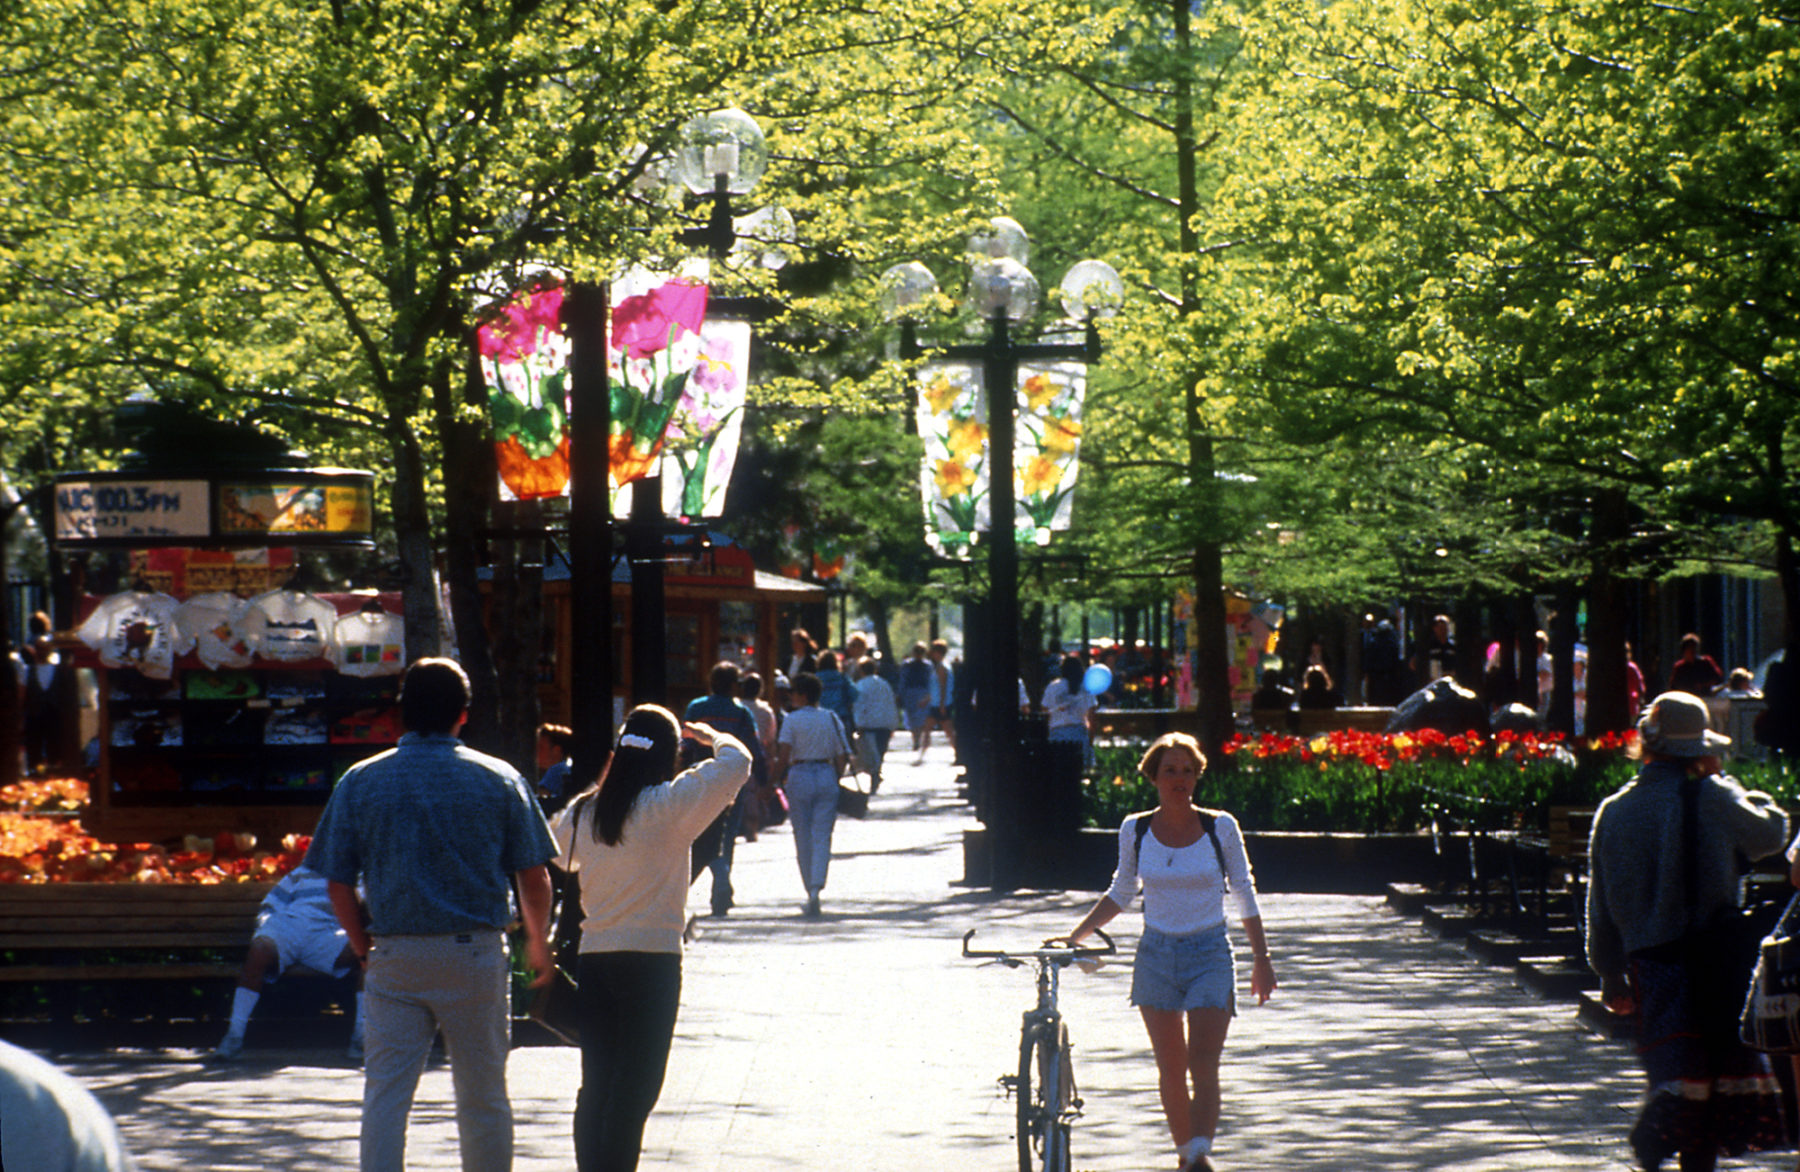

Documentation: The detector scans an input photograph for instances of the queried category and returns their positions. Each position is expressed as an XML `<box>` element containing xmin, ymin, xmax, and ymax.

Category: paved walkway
<box><xmin>27</xmin><ymin>744</ymin><xmax>1800</xmax><ymax>1170</ymax></box>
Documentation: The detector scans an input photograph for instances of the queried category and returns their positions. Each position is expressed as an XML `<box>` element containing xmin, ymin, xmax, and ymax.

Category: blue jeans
<box><xmin>707</xmin><ymin>796</ymin><xmax>744</xmax><ymax>910</ymax></box>
<box><xmin>785</xmin><ymin>762</ymin><xmax>838</xmax><ymax>895</ymax></box>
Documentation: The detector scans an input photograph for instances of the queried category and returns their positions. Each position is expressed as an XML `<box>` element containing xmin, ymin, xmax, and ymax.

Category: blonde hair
<box><xmin>1138</xmin><ymin>731</ymin><xmax>1207</xmax><ymax>782</ymax></box>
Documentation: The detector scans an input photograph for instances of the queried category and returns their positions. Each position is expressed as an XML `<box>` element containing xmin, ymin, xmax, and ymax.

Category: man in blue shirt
<box><xmin>307</xmin><ymin>658</ymin><xmax>557</xmax><ymax>1172</ymax></box>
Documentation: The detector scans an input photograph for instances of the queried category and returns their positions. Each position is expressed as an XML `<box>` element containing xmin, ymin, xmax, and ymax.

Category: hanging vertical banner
<box><xmin>606</xmin><ymin>268</ymin><xmax>709</xmax><ymax>504</ymax></box>
<box><xmin>916</xmin><ymin>360</ymin><xmax>989</xmax><ymax>556</ymax></box>
<box><xmin>1014</xmin><ymin>360</ymin><xmax>1086</xmax><ymax>546</ymax></box>
<box><xmin>480</xmin><ymin>270</ymin><xmax>734</xmax><ymax>516</ymax></box>
<box><xmin>478</xmin><ymin>281</ymin><xmax>572</xmax><ymax>502</ymax></box>
<box><xmin>612</xmin><ymin>318</ymin><xmax>750</xmax><ymax>520</ymax></box>
<box><xmin>916</xmin><ymin>358</ymin><xmax>1088</xmax><ymax>555</ymax></box>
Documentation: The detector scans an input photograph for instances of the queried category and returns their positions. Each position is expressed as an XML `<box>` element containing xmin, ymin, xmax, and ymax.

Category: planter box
<box><xmin>962</xmin><ymin>827</ymin><xmax>1486</xmax><ymax>894</ymax></box>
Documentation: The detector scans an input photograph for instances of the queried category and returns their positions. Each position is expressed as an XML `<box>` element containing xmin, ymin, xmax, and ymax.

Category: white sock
<box><xmin>352</xmin><ymin>991</ymin><xmax>366</xmax><ymax>1038</ymax></box>
<box><xmin>1180</xmin><ymin>1136</ymin><xmax>1211</xmax><ymax>1162</ymax></box>
<box><xmin>227</xmin><ymin>987</ymin><xmax>259</xmax><ymax>1038</ymax></box>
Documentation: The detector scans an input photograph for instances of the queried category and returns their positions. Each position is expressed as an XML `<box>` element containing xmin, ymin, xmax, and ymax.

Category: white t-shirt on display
<box><xmin>241</xmin><ymin>590</ymin><xmax>339</xmax><ymax>663</ymax></box>
<box><xmin>328</xmin><ymin>610</ymin><xmax>405</xmax><ymax>677</ymax></box>
<box><xmin>174</xmin><ymin>593</ymin><xmax>256</xmax><ymax>670</ymax></box>
<box><xmin>76</xmin><ymin>592</ymin><xmax>182</xmax><ymax>679</ymax></box>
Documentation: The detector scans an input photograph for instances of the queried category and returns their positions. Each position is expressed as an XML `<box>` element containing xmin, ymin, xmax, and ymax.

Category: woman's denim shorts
<box><xmin>1130</xmin><ymin>924</ymin><xmax>1236</xmax><ymax>1014</ymax></box>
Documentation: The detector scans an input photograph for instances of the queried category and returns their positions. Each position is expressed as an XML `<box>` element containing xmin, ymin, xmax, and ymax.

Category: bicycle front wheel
<box><xmin>1016</xmin><ymin>1019</ymin><xmax>1073</xmax><ymax>1172</ymax></box>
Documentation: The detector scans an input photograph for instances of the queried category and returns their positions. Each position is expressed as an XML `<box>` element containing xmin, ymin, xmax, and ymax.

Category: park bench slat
<box><xmin>0</xmin><ymin>884</ymin><xmax>272</xmax><ymax>905</ymax></box>
<box><xmin>0</xmin><ymin>962</ymin><xmax>241</xmax><ymax>982</ymax></box>
<box><xmin>0</xmin><ymin>883</ymin><xmax>270</xmax><ymax>998</ymax></box>
<box><xmin>2</xmin><ymin>929</ymin><xmax>251</xmax><ymax>951</ymax></box>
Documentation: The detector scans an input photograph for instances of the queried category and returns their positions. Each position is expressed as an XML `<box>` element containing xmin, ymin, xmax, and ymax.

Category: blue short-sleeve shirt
<box><xmin>305</xmin><ymin>732</ymin><xmax>557</xmax><ymax>936</ymax></box>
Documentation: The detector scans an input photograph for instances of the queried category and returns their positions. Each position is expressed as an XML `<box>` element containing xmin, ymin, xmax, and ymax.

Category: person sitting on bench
<box><xmin>214</xmin><ymin>864</ymin><xmax>364</xmax><ymax>1061</ymax></box>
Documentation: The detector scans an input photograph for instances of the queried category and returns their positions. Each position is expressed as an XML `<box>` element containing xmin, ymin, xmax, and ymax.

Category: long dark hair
<box><xmin>569</xmin><ymin>705</ymin><xmax>680</xmax><ymax>846</ymax></box>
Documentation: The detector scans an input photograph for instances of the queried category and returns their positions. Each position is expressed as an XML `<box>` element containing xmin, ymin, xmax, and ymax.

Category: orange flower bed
<box><xmin>0</xmin><ymin>776</ymin><xmax>307</xmax><ymax>885</ymax></box>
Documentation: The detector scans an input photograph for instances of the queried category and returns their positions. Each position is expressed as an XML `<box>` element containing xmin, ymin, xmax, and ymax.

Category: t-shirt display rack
<box><xmin>75</xmin><ymin>590</ymin><xmax>405</xmax><ymax>844</ymax></box>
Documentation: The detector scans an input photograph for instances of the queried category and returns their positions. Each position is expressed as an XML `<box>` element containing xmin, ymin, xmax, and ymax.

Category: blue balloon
<box><xmin>1082</xmin><ymin>664</ymin><xmax>1113</xmax><ymax>695</ymax></box>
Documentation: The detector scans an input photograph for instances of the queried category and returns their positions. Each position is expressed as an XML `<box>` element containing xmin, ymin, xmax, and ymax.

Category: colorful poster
<box><xmin>612</xmin><ymin>318</ymin><xmax>749</xmax><ymax>519</ymax></box>
<box><xmin>217</xmin><ymin>481</ymin><xmax>372</xmax><ymax>537</ymax></box>
<box><xmin>915</xmin><ymin>358</ymin><xmax>1087</xmax><ymax>555</ymax></box>
<box><xmin>477</xmin><ymin>281</ymin><xmax>571</xmax><ymax>502</ymax></box>
<box><xmin>916</xmin><ymin>360</ymin><xmax>989</xmax><ymax>556</ymax></box>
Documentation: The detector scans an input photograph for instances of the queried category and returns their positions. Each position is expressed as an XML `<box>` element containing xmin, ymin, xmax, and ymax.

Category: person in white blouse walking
<box><xmin>1059</xmin><ymin>732</ymin><xmax>1277</xmax><ymax>1172</ymax></box>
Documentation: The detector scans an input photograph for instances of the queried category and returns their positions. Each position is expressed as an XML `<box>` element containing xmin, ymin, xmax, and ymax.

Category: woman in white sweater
<box><xmin>552</xmin><ymin>705</ymin><xmax>751</xmax><ymax>1172</ymax></box>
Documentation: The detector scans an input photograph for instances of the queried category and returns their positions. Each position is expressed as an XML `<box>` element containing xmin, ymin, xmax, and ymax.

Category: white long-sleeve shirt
<box><xmin>1104</xmin><ymin>810</ymin><xmax>1262</xmax><ymax>936</ymax></box>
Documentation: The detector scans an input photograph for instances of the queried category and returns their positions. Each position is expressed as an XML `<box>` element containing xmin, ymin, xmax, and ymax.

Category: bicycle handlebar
<box><xmin>961</xmin><ymin>927</ymin><xmax>1115</xmax><ymax>964</ymax></box>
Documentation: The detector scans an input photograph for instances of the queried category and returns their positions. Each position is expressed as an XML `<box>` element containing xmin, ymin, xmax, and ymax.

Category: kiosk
<box><xmin>51</xmin><ymin>403</ymin><xmax>384</xmax><ymax>844</ymax></box>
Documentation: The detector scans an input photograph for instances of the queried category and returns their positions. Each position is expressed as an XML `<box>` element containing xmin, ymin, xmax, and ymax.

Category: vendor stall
<box><xmin>50</xmin><ymin>404</ymin><xmax>387</xmax><ymax>844</ymax></box>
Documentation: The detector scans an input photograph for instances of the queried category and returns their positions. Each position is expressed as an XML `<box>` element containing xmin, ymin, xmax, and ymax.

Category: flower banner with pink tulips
<box><xmin>605</xmin><ymin>269</ymin><xmax>710</xmax><ymax>500</ymax></box>
<box><xmin>612</xmin><ymin>318</ymin><xmax>750</xmax><ymax>519</ymax></box>
<box><xmin>477</xmin><ymin>282</ymin><xmax>573</xmax><ymax>502</ymax></box>
<box><xmin>479</xmin><ymin>272</ymin><xmax>745</xmax><ymax>516</ymax></box>
<box><xmin>915</xmin><ymin>359</ymin><xmax>1086</xmax><ymax>555</ymax></box>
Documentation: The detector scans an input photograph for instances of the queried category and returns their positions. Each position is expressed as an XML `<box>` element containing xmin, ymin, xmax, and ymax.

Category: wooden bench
<box><xmin>1091</xmin><ymin>708</ymin><xmax>1206</xmax><ymax>741</ymax></box>
<box><xmin>0</xmin><ymin>883</ymin><xmax>269</xmax><ymax>1017</ymax></box>
<box><xmin>1250</xmin><ymin>707</ymin><xmax>1397</xmax><ymax>735</ymax></box>
<box><xmin>1545</xmin><ymin>806</ymin><xmax>1594</xmax><ymax>868</ymax></box>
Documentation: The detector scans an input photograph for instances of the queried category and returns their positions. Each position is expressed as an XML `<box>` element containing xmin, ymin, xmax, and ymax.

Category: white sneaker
<box><xmin>213</xmin><ymin>1034</ymin><xmax>244</xmax><ymax>1061</ymax></box>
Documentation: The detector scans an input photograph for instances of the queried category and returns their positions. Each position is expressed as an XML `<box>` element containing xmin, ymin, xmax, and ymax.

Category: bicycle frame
<box><xmin>963</xmin><ymin>929</ymin><xmax>1114</xmax><ymax>1172</ymax></box>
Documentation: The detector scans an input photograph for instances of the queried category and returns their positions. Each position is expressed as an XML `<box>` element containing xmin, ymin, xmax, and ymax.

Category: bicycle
<box><xmin>962</xmin><ymin>927</ymin><xmax>1116</xmax><ymax>1172</ymax></box>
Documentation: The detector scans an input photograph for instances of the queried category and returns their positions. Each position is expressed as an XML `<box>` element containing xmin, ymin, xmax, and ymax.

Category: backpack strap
<box><xmin>1132</xmin><ymin>809</ymin><xmax>1231</xmax><ymax>892</ymax></box>
<box><xmin>1133</xmin><ymin>812</ymin><xmax>1154</xmax><ymax>866</ymax></box>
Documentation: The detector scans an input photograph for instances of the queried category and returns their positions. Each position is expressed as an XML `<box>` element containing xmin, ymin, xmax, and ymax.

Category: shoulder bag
<box><xmin>830</xmin><ymin>712</ymin><xmax>868</xmax><ymax>819</ymax></box>
<box><xmin>1740</xmin><ymin>894</ymin><xmax>1800</xmax><ymax>1053</ymax></box>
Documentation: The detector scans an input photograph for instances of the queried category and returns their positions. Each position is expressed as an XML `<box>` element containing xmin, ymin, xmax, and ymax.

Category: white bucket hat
<box><xmin>1638</xmin><ymin>691</ymin><xmax>1731</xmax><ymax>758</ymax></box>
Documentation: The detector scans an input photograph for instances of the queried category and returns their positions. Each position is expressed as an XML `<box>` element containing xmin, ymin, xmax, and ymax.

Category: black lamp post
<box><xmin>565</xmin><ymin>108</ymin><xmax>777</xmax><ymax>783</ymax></box>
<box><xmin>883</xmin><ymin>226</ymin><xmax>1120</xmax><ymax>887</ymax></box>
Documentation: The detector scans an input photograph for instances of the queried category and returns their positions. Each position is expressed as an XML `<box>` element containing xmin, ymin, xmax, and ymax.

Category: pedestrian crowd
<box><xmin>9</xmin><ymin>614</ymin><xmax>1800</xmax><ymax>1172</ymax></box>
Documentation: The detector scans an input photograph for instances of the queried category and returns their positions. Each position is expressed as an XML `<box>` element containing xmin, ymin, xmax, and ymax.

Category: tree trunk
<box><xmin>487</xmin><ymin>502</ymin><xmax>544</xmax><ymax>777</ymax></box>
<box><xmin>0</xmin><ymin>499</ymin><xmax>19</xmax><ymax>786</ymax></box>
<box><xmin>388</xmin><ymin>418</ymin><xmax>445</xmax><ymax>663</ymax></box>
<box><xmin>1585</xmin><ymin>489</ymin><xmax>1631</xmax><ymax>735</ymax></box>
<box><xmin>1192</xmin><ymin>539</ymin><xmax>1235</xmax><ymax>756</ymax></box>
<box><xmin>866</xmin><ymin>595</ymin><xmax>896</xmax><ymax>680</ymax></box>
<box><xmin>438</xmin><ymin>355</ymin><xmax>500</xmax><ymax>751</ymax></box>
<box><xmin>1547</xmin><ymin>586</ymin><xmax>1578</xmax><ymax>734</ymax></box>
<box><xmin>1453</xmin><ymin>597</ymin><xmax>1484</xmax><ymax>692</ymax></box>
<box><xmin>1512</xmin><ymin>593</ymin><xmax>1539</xmax><ymax>710</ymax></box>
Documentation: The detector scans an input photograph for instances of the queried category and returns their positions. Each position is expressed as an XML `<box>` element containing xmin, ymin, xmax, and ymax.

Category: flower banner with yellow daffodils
<box><xmin>915</xmin><ymin>359</ymin><xmax>1086</xmax><ymax>555</ymax></box>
